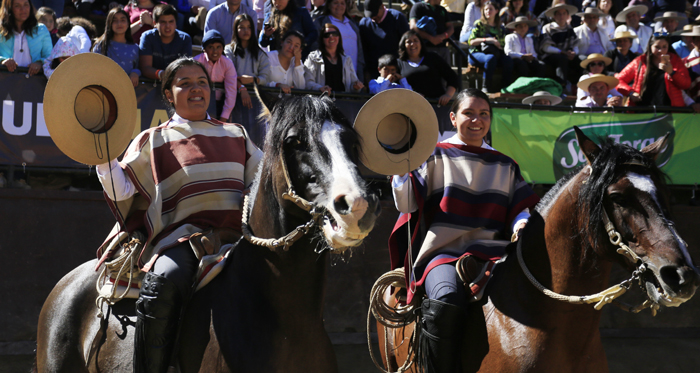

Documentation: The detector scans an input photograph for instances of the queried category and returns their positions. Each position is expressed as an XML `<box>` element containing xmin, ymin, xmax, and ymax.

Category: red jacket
<box><xmin>615</xmin><ymin>53</ymin><xmax>690</xmax><ymax>107</ymax></box>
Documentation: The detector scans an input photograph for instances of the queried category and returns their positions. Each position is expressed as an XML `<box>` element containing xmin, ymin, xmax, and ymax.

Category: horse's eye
<box><xmin>610</xmin><ymin>193</ymin><xmax>627</xmax><ymax>207</ymax></box>
<box><xmin>285</xmin><ymin>136</ymin><xmax>304</xmax><ymax>148</ymax></box>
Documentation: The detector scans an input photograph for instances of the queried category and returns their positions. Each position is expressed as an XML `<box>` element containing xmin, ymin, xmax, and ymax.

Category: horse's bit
<box><xmin>241</xmin><ymin>152</ymin><xmax>327</xmax><ymax>251</ymax></box>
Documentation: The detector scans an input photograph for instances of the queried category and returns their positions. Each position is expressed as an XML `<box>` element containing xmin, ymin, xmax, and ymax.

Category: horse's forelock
<box><xmin>577</xmin><ymin>138</ymin><xmax>668</xmax><ymax>259</ymax></box>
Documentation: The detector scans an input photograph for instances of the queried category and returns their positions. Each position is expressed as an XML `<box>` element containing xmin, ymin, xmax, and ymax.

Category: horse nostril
<box><xmin>334</xmin><ymin>194</ymin><xmax>351</xmax><ymax>215</ymax></box>
<box><xmin>660</xmin><ymin>265</ymin><xmax>698</xmax><ymax>291</ymax></box>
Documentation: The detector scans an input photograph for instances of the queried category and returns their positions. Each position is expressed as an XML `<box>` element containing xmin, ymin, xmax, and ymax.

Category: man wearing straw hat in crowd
<box><xmin>577</xmin><ymin>53</ymin><xmax>622</xmax><ymax>101</ymax></box>
<box><xmin>574</xmin><ymin>7</ymin><xmax>614</xmax><ymax>62</ymax></box>
<box><xmin>653</xmin><ymin>11</ymin><xmax>686</xmax><ymax>45</ymax></box>
<box><xmin>683</xmin><ymin>25</ymin><xmax>700</xmax><ymax>76</ymax></box>
<box><xmin>614</xmin><ymin>4</ymin><xmax>653</xmax><ymax>54</ymax></box>
<box><xmin>539</xmin><ymin>3</ymin><xmax>580</xmax><ymax>91</ymax></box>
<box><xmin>521</xmin><ymin>90</ymin><xmax>562</xmax><ymax>105</ymax></box>
<box><xmin>673</xmin><ymin>24</ymin><xmax>695</xmax><ymax>58</ymax></box>
<box><xmin>605</xmin><ymin>30</ymin><xmax>639</xmax><ymax>72</ymax></box>
<box><xmin>576</xmin><ymin>73</ymin><xmax>621</xmax><ymax>107</ymax></box>
<box><xmin>504</xmin><ymin>16</ymin><xmax>544</xmax><ymax>80</ymax></box>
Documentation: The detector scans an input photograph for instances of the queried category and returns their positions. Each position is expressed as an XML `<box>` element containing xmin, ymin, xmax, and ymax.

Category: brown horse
<box><xmin>36</xmin><ymin>93</ymin><xmax>381</xmax><ymax>372</ymax></box>
<box><xmin>377</xmin><ymin>128</ymin><xmax>699</xmax><ymax>372</ymax></box>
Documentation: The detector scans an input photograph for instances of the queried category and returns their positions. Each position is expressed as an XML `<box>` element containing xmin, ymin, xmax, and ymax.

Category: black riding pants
<box><xmin>424</xmin><ymin>262</ymin><xmax>468</xmax><ymax>309</ymax></box>
<box><xmin>150</xmin><ymin>242</ymin><xmax>199</xmax><ymax>301</ymax></box>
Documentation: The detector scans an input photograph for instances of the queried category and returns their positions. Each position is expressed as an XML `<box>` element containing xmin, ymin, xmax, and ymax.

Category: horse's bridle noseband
<box><xmin>241</xmin><ymin>152</ymin><xmax>328</xmax><ymax>251</ymax></box>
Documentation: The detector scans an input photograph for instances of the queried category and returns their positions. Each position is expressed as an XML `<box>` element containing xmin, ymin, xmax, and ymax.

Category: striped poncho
<box><xmin>97</xmin><ymin>119</ymin><xmax>263</xmax><ymax>271</ymax></box>
<box><xmin>388</xmin><ymin>142</ymin><xmax>539</xmax><ymax>303</ymax></box>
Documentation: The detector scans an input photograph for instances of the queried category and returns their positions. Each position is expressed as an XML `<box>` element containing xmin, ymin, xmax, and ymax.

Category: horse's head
<box><xmin>255</xmin><ymin>90</ymin><xmax>381</xmax><ymax>252</ymax></box>
<box><xmin>575</xmin><ymin>127</ymin><xmax>699</xmax><ymax>307</ymax></box>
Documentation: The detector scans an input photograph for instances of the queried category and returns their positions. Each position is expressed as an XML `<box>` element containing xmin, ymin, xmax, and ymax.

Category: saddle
<box><xmin>455</xmin><ymin>239</ymin><xmax>511</xmax><ymax>303</ymax></box>
<box><xmin>95</xmin><ymin>228</ymin><xmax>241</xmax><ymax>313</ymax></box>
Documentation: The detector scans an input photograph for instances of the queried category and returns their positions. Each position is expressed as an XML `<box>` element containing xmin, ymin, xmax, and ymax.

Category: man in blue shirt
<box><xmin>205</xmin><ymin>0</ymin><xmax>258</xmax><ymax>45</ymax></box>
<box><xmin>139</xmin><ymin>4</ymin><xmax>193</xmax><ymax>81</ymax></box>
<box><xmin>359</xmin><ymin>0</ymin><xmax>409</xmax><ymax>81</ymax></box>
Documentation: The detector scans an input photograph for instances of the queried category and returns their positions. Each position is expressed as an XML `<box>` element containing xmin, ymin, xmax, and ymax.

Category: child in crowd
<box><xmin>55</xmin><ymin>16</ymin><xmax>93</xmax><ymax>53</ymax></box>
<box><xmin>194</xmin><ymin>29</ymin><xmax>237</xmax><ymax>121</ymax></box>
<box><xmin>369</xmin><ymin>54</ymin><xmax>412</xmax><ymax>94</ymax></box>
<box><xmin>92</xmin><ymin>7</ymin><xmax>141</xmax><ymax>87</ymax></box>
<box><xmin>36</xmin><ymin>7</ymin><xmax>58</xmax><ymax>46</ymax></box>
<box><xmin>42</xmin><ymin>37</ymin><xmax>79</xmax><ymax>78</ymax></box>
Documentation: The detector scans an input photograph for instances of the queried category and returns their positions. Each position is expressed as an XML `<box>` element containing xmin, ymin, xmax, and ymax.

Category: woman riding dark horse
<box><xmin>36</xmin><ymin>59</ymin><xmax>381</xmax><ymax>372</ymax></box>
<box><xmin>388</xmin><ymin>88</ymin><xmax>539</xmax><ymax>373</ymax></box>
<box><xmin>94</xmin><ymin>56</ymin><xmax>262</xmax><ymax>372</ymax></box>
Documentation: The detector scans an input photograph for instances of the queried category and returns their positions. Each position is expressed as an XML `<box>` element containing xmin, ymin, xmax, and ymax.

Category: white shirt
<box><xmin>12</xmin><ymin>31</ymin><xmax>31</xmax><ymax>67</ymax></box>
<box><xmin>615</xmin><ymin>23</ymin><xmax>653</xmax><ymax>54</ymax></box>
<box><xmin>266</xmin><ymin>50</ymin><xmax>305</xmax><ymax>89</ymax></box>
<box><xmin>65</xmin><ymin>25</ymin><xmax>91</xmax><ymax>53</ymax></box>
<box><xmin>96</xmin><ymin>113</ymin><xmax>211</xmax><ymax>201</ymax></box>
<box><xmin>391</xmin><ymin>135</ymin><xmax>530</xmax><ymax>232</ymax></box>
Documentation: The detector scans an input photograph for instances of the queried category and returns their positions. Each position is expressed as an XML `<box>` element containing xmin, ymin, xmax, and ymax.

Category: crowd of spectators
<box><xmin>0</xmin><ymin>0</ymin><xmax>699</xmax><ymax>122</ymax></box>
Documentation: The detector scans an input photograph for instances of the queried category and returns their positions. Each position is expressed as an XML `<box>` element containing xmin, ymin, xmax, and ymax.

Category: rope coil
<box><xmin>95</xmin><ymin>235</ymin><xmax>144</xmax><ymax>318</ymax></box>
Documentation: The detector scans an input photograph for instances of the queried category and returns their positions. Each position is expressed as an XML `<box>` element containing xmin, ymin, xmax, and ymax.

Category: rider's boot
<box><xmin>134</xmin><ymin>272</ymin><xmax>183</xmax><ymax>373</ymax></box>
<box><xmin>419</xmin><ymin>298</ymin><xmax>467</xmax><ymax>373</ymax></box>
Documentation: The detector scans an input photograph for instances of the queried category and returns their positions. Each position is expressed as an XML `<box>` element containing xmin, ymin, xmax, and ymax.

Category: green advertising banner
<box><xmin>491</xmin><ymin>109</ymin><xmax>700</xmax><ymax>185</ymax></box>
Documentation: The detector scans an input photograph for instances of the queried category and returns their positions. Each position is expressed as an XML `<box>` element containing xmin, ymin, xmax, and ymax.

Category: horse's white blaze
<box><xmin>626</xmin><ymin>172</ymin><xmax>694</xmax><ymax>267</ymax></box>
<box><xmin>320</xmin><ymin>121</ymin><xmax>369</xmax><ymax>248</ymax></box>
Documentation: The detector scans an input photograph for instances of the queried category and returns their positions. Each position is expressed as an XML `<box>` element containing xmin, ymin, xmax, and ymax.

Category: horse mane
<box><xmin>578</xmin><ymin>138</ymin><xmax>669</xmax><ymax>257</ymax></box>
<box><xmin>535</xmin><ymin>164</ymin><xmax>583</xmax><ymax>215</ymax></box>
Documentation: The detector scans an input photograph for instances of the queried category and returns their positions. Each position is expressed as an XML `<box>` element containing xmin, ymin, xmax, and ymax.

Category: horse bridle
<box><xmin>241</xmin><ymin>152</ymin><xmax>327</xmax><ymax>251</ymax></box>
<box><xmin>517</xmin><ymin>164</ymin><xmax>661</xmax><ymax>315</ymax></box>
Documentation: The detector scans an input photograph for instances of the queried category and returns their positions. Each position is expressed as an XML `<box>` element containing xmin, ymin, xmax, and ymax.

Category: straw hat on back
<box><xmin>44</xmin><ymin>53</ymin><xmax>137</xmax><ymax>165</ymax></box>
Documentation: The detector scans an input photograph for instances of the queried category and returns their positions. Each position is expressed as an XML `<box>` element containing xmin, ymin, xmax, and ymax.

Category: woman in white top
<box><xmin>460</xmin><ymin>0</ymin><xmax>484</xmax><ymax>42</ymax></box>
<box><xmin>304</xmin><ymin>23</ymin><xmax>363</xmax><ymax>93</ymax></box>
<box><xmin>267</xmin><ymin>29</ymin><xmax>305</xmax><ymax>93</ymax></box>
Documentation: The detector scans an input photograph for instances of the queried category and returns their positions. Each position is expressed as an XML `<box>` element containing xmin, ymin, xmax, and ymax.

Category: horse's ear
<box><xmin>253</xmin><ymin>81</ymin><xmax>278</xmax><ymax>121</ymax></box>
<box><xmin>641</xmin><ymin>132</ymin><xmax>670</xmax><ymax>161</ymax></box>
<box><xmin>574</xmin><ymin>126</ymin><xmax>600</xmax><ymax>165</ymax></box>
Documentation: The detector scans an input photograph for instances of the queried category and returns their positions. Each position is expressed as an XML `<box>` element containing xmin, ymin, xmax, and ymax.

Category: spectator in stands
<box><xmin>500</xmin><ymin>0</ymin><xmax>536</xmax><ymax>34</ymax></box>
<box><xmin>260</xmin><ymin>0</ymin><xmax>317</xmax><ymax>56</ymax></box>
<box><xmin>359</xmin><ymin>0</ymin><xmax>409</xmax><ymax>81</ymax></box>
<box><xmin>67</xmin><ymin>17</ymin><xmax>96</xmax><ymax>52</ymax></box>
<box><xmin>93</xmin><ymin>7</ymin><xmax>141</xmax><ymax>87</ymax></box>
<box><xmin>304</xmin><ymin>22</ymin><xmax>362</xmax><ymax>93</ymax></box>
<box><xmin>539</xmin><ymin>3</ymin><xmax>579</xmax><ymax>91</ymax></box>
<box><xmin>577</xmin><ymin>53</ymin><xmax>621</xmax><ymax>100</ymax></box>
<box><xmin>369</xmin><ymin>53</ymin><xmax>412</xmax><ymax>93</ymax></box>
<box><xmin>627</xmin><ymin>0</ymin><xmax>652</xmax><ymax>24</ymax></box>
<box><xmin>205</xmin><ymin>0</ymin><xmax>257</xmax><ymax>44</ymax></box>
<box><xmin>596</xmin><ymin>0</ymin><xmax>615</xmax><ymax>38</ymax></box>
<box><xmin>397</xmin><ymin>30</ymin><xmax>458</xmax><ymax>106</ymax></box>
<box><xmin>126</xmin><ymin>0</ymin><xmax>165</xmax><ymax>44</ymax></box>
<box><xmin>616</xmin><ymin>33</ymin><xmax>690</xmax><ymax>107</ymax></box>
<box><xmin>35</xmin><ymin>6</ymin><xmax>56</xmax><ymax>45</ymax></box>
<box><xmin>605</xmin><ymin>30</ymin><xmax>638</xmax><ymax>73</ymax></box>
<box><xmin>194</xmin><ymin>30</ymin><xmax>237</xmax><ymax>121</ymax></box>
<box><xmin>310</xmin><ymin>0</ymin><xmax>325</xmax><ymax>20</ymax></box>
<box><xmin>139</xmin><ymin>4</ymin><xmax>192</xmax><ymax>81</ymax></box>
<box><xmin>468</xmin><ymin>1</ymin><xmax>512</xmax><ymax>93</ymax></box>
<box><xmin>505</xmin><ymin>16</ymin><xmax>544</xmax><ymax>81</ymax></box>
<box><xmin>225</xmin><ymin>13</ymin><xmax>270</xmax><ymax>145</ymax></box>
<box><xmin>409</xmin><ymin>0</ymin><xmax>453</xmax><ymax>63</ymax></box>
<box><xmin>673</xmin><ymin>24</ymin><xmax>694</xmax><ymax>58</ymax></box>
<box><xmin>460</xmin><ymin>0</ymin><xmax>483</xmax><ymax>42</ymax></box>
<box><xmin>574</xmin><ymin>7</ymin><xmax>613</xmax><ymax>62</ymax></box>
<box><xmin>521</xmin><ymin>90</ymin><xmax>562</xmax><ymax>104</ymax></box>
<box><xmin>314</xmin><ymin>0</ymin><xmax>363</xmax><ymax>79</ymax></box>
<box><xmin>536</xmin><ymin>0</ymin><xmax>572</xmax><ymax>30</ymax></box>
<box><xmin>576</xmin><ymin>73</ymin><xmax>621</xmax><ymax>107</ymax></box>
<box><xmin>653</xmin><ymin>11</ymin><xmax>685</xmax><ymax>45</ymax></box>
<box><xmin>0</xmin><ymin>0</ymin><xmax>51</xmax><ymax>75</ymax></box>
<box><xmin>267</xmin><ymin>29</ymin><xmax>305</xmax><ymax>93</ymax></box>
<box><xmin>29</xmin><ymin>0</ymin><xmax>62</xmax><ymax>18</ymax></box>
<box><xmin>615</xmin><ymin>4</ymin><xmax>652</xmax><ymax>54</ymax></box>
<box><xmin>42</xmin><ymin>35</ymin><xmax>77</xmax><ymax>77</ymax></box>
<box><xmin>682</xmin><ymin>26</ymin><xmax>700</xmax><ymax>76</ymax></box>
<box><xmin>650</xmin><ymin>0</ymin><xmax>688</xmax><ymax>31</ymax></box>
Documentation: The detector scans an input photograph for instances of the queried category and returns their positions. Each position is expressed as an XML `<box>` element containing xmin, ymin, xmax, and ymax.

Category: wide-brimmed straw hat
<box><xmin>522</xmin><ymin>91</ymin><xmax>562</xmax><ymax>105</ymax></box>
<box><xmin>615</xmin><ymin>5</ymin><xmax>648</xmax><ymax>23</ymax></box>
<box><xmin>505</xmin><ymin>16</ymin><xmax>538</xmax><ymax>29</ymax></box>
<box><xmin>353</xmin><ymin>89</ymin><xmax>438</xmax><ymax>176</ymax></box>
<box><xmin>580</xmin><ymin>53</ymin><xmax>613</xmax><ymax>68</ymax></box>
<box><xmin>673</xmin><ymin>24</ymin><xmax>694</xmax><ymax>36</ymax></box>
<box><xmin>575</xmin><ymin>7</ymin><xmax>605</xmax><ymax>18</ymax></box>
<box><xmin>653</xmin><ymin>11</ymin><xmax>687</xmax><ymax>22</ymax></box>
<box><xmin>680</xmin><ymin>25</ymin><xmax>700</xmax><ymax>37</ymax></box>
<box><xmin>610</xmin><ymin>30</ymin><xmax>638</xmax><ymax>41</ymax></box>
<box><xmin>577</xmin><ymin>74</ymin><xmax>619</xmax><ymax>93</ymax></box>
<box><xmin>44</xmin><ymin>53</ymin><xmax>137</xmax><ymax>165</ymax></box>
<box><xmin>544</xmin><ymin>3</ymin><xmax>578</xmax><ymax>18</ymax></box>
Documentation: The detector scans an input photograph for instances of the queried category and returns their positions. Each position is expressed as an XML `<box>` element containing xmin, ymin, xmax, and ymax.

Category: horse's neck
<box><xmin>526</xmin><ymin>172</ymin><xmax>612</xmax><ymax>301</ymax></box>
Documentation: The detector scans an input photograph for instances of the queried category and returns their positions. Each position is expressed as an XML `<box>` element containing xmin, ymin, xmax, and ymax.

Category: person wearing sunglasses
<box><xmin>304</xmin><ymin>23</ymin><xmax>364</xmax><ymax>93</ymax></box>
<box><xmin>576</xmin><ymin>53</ymin><xmax>622</xmax><ymax>103</ymax></box>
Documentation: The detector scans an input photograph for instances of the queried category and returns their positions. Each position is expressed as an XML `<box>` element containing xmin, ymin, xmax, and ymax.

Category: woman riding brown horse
<box><xmin>376</xmin><ymin>127</ymin><xmax>699</xmax><ymax>372</ymax></box>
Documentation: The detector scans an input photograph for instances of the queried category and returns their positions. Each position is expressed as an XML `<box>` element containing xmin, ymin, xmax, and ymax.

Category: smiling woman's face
<box><xmin>165</xmin><ymin>64</ymin><xmax>211</xmax><ymax>121</ymax></box>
